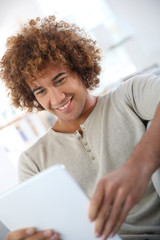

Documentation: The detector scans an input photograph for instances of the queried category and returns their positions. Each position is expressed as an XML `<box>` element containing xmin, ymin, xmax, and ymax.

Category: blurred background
<box><xmin>0</xmin><ymin>0</ymin><xmax>160</xmax><ymax>194</ymax></box>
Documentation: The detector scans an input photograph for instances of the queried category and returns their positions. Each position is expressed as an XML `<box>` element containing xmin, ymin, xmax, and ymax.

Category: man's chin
<box><xmin>59</xmin><ymin>117</ymin><xmax>77</xmax><ymax>122</ymax></box>
<box><xmin>57</xmin><ymin>114</ymin><xmax>80</xmax><ymax>123</ymax></box>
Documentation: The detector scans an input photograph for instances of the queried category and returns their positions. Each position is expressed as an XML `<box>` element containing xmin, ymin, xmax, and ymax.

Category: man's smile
<box><xmin>55</xmin><ymin>97</ymin><xmax>73</xmax><ymax>112</ymax></box>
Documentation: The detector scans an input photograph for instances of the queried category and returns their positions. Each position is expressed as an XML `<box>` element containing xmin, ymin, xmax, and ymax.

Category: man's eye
<box><xmin>36</xmin><ymin>89</ymin><xmax>46</xmax><ymax>95</ymax></box>
<box><xmin>55</xmin><ymin>76</ymin><xmax>66</xmax><ymax>86</ymax></box>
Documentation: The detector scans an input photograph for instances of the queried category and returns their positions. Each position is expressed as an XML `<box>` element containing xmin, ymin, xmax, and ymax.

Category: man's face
<box><xmin>27</xmin><ymin>63</ymin><xmax>91</xmax><ymax>123</ymax></box>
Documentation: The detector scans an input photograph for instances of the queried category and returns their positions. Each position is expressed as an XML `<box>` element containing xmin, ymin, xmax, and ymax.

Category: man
<box><xmin>0</xmin><ymin>16</ymin><xmax>160</xmax><ymax>240</ymax></box>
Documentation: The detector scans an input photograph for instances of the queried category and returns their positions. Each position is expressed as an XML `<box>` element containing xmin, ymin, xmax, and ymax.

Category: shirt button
<box><xmin>91</xmin><ymin>156</ymin><xmax>95</xmax><ymax>160</ymax></box>
<box><xmin>78</xmin><ymin>135</ymin><xmax>82</xmax><ymax>140</ymax></box>
<box><xmin>87</xmin><ymin>149</ymin><xmax>91</xmax><ymax>152</ymax></box>
<box><xmin>83</xmin><ymin>142</ymin><xmax>88</xmax><ymax>146</ymax></box>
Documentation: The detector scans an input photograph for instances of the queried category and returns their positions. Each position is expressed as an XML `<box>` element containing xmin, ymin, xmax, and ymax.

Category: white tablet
<box><xmin>0</xmin><ymin>164</ymin><xmax>121</xmax><ymax>240</ymax></box>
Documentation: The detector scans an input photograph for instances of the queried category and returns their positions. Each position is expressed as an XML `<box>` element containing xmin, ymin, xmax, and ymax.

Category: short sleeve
<box><xmin>18</xmin><ymin>151</ymin><xmax>40</xmax><ymax>183</ymax></box>
<box><xmin>116</xmin><ymin>74</ymin><xmax>160</xmax><ymax>120</ymax></box>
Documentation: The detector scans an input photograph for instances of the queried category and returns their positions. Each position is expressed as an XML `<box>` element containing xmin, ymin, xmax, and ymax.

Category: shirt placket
<box><xmin>74</xmin><ymin>130</ymin><xmax>96</xmax><ymax>163</ymax></box>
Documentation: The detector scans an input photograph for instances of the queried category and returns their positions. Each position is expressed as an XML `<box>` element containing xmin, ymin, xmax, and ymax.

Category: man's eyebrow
<box><xmin>53</xmin><ymin>72</ymin><xmax>67</xmax><ymax>81</ymax></box>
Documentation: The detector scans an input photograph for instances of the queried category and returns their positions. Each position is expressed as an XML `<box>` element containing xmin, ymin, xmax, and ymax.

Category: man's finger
<box><xmin>88</xmin><ymin>180</ymin><xmax>104</xmax><ymax>221</ymax></box>
<box><xmin>6</xmin><ymin>228</ymin><xmax>35</xmax><ymax>240</ymax></box>
<box><xmin>93</xmin><ymin>195</ymin><xmax>113</xmax><ymax>236</ymax></box>
<box><xmin>27</xmin><ymin>230</ymin><xmax>58</xmax><ymax>240</ymax></box>
<box><xmin>6</xmin><ymin>229</ymin><xmax>59</xmax><ymax>240</ymax></box>
<box><xmin>111</xmin><ymin>195</ymin><xmax>134</xmax><ymax>235</ymax></box>
<box><xmin>101</xmin><ymin>190</ymin><xmax>125</xmax><ymax>238</ymax></box>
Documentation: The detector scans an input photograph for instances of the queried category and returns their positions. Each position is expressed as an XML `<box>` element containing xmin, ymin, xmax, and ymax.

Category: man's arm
<box><xmin>88</xmin><ymin>102</ymin><xmax>160</xmax><ymax>239</ymax></box>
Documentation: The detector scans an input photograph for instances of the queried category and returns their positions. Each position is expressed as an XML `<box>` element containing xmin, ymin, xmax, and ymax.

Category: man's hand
<box><xmin>6</xmin><ymin>228</ymin><xmax>60</xmax><ymax>240</ymax></box>
<box><xmin>88</xmin><ymin>161</ymin><xmax>151</xmax><ymax>239</ymax></box>
<box><xmin>89</xmin><ymin>103</ymin><xmax>160</xmax><ymax>239</ymax></box>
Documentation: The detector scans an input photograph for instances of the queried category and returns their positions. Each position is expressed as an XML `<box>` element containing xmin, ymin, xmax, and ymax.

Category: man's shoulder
<box><xmin>24</xmin><ymin>128</ymin><xmax>53</xmax><ymax>154</ymax></box>
<box><xmin>121</xmin><ymin>73</ymin><xmax>160</xmax><ymax>88</ymax></box>
<box><xmin>106</xmin><ymin>74</ymin><xmax>160</xmax><ymax>99</ymax></box>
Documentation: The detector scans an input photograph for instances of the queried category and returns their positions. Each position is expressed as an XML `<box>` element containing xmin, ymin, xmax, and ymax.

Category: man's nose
<box><xmin>48</xmin><ymin>88</ymin><xmax>65</xmax><ymax>107</ymax></box>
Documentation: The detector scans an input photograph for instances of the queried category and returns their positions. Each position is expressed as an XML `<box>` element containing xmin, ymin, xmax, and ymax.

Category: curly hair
<box><xmin>0</xmin><ymin>16</ymin><xmax>102</xmax><ymax>112</ymax></box>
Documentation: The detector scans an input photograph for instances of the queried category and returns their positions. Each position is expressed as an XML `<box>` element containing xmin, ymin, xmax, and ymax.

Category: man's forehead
<box><xmin>43</xmin><ymin>62</ymin><xmax>68</xmax><ymax>74</ymax></box>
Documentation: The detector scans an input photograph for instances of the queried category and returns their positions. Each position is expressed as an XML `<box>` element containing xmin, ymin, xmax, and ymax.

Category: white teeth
<box><xmin>58</xmin><ymin>99</ymin><xmax>71</xmax><ymax>110</ymax></box>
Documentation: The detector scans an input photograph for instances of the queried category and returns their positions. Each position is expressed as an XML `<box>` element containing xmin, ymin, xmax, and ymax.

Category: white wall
<box><xmin>0</xmin><ymin>0</ymin><xmax>43</xmax><ymax>57</ymax></box>
<box><xmin>0</xmin><ymin>145</ymin><xmax>18</xmax><ymax>194</ymax></box>
<box><xmin>107</xmin><ymin>0</ymin><xmax>160</xmax><ymax>70</ymax></box>
<box><xmin>0</xmin><ymin>0</ymin><xmax>44</xmax><ymax>194</ymax></box>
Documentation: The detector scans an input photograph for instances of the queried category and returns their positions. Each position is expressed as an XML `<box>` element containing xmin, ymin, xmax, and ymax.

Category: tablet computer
<box><xmin>0</xmin><ymin>164</ymin><xmax>121</xmax><ymax>240</ymax></box>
